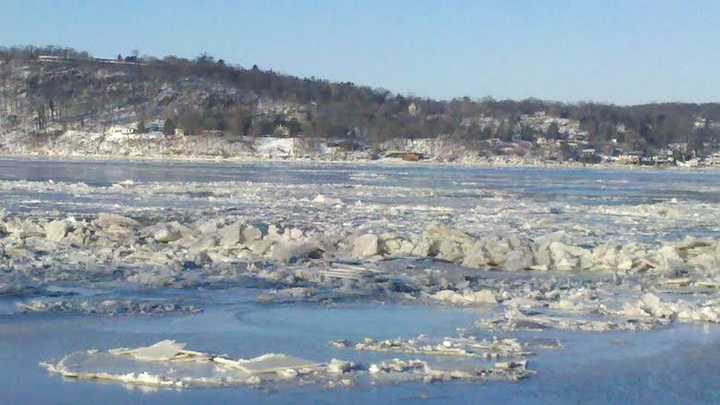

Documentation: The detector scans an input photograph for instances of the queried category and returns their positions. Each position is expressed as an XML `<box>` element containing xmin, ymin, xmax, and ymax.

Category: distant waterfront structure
<box><xmin>37</xmin><ymin>54</ymin><xmax>143</xmax><ymax>65</ymax></box>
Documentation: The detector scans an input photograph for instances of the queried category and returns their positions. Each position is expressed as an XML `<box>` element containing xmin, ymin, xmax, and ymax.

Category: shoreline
<box><xmin>0</xmin><ymin>150</ymin><xmax>715</xmax><ymax>172</ymax></box>
<box><xmin>0</xmin><ymin>153</ymin><xmax>720</xmax><ymax>173</ymax></box>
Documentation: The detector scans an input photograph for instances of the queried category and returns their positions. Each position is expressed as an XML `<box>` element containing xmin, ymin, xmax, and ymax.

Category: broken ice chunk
<box><xmin>42</xmin><ymin>340</ymin><xmax>331</xmax><ymax>389</ymax></box>
<box><xmin>109</xmin><ymin>340</ymin><xmax>194</xmax><ymax>362</ymax></box>
<box><xmin>213</xmin><ymin>353</ymin><xmax>322</xmax><ymax>374</ymax></box>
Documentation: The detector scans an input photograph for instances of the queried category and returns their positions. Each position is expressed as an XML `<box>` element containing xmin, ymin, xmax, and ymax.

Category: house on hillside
<box><xmin>147</xmin><ymin>120</ymin><xmax>164</xmax><ymax>133</ymax></box>
<box><xmin>408</xmin><ymin>102</ymin><xmax>418</xmax><ymax>116</ymax></box>
<box><xmin>105</xmin><ymin>125</ymin><xmax>136</xmax><ymax>142</ymax></box>
<box><xmin>107</xmin><ymin>125</ymin><xmax>135</xmax><ymax>136</ymax></box>
<box><xmin>105</xmin><ymin>122</ymin><xmax>164</xmax><ymax>142</ymax></box>
<box><xmin>618</xmin><ymin>151</ymin><xmax>642</xmax><ymax>165</ymax></box>
<box><xmin>581</xmin><ymin>148</ymin><xmax>596</xmax><ymax>158</ymax></box>
<box><xmin>37</xmin><ymin>55</ymin><xmax>67</xmax><ymax>62</ymax></box>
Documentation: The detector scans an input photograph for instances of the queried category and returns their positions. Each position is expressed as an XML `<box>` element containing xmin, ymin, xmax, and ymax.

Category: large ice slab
<box><xmin>42</xmin><ymin>340</ymin><xmax>327</xmax><ymax>388</ymax></box>
<box><xmin>41</xmin><ymin>339</ymin><xmax>534</xmax><ymax>389</ymax></box>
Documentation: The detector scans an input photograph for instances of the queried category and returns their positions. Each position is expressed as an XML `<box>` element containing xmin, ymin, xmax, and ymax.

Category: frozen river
<box><xmin>2</xmin><ymin>158</ymin><xmax>720</xmax><ymax>403</ymax></box>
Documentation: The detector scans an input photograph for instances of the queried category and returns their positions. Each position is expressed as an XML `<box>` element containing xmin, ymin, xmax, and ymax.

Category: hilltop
<box><xmin>1</xmin><ymin>45</ymin><xmax>720</xmax><ymax>164</ymax></box>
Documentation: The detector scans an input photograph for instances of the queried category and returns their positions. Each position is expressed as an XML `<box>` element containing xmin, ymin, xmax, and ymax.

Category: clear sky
<box><xmin>1</xmin><ymin>0</ymin><xmax>718</xmax><ymax>105</ymax></box>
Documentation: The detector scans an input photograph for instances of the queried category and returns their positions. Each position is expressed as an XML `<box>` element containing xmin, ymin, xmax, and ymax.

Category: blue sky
<box><xmin>1</xmin><ymin>0</ymin><xmax>718</xmax><ymax>105</ymax></box>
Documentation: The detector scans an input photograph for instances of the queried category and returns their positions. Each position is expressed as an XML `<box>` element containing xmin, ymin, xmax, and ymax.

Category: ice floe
<box><xmin>41</xmin><ymin>340</ymin><xmax>534</xmax><ymax>389</ymax></box>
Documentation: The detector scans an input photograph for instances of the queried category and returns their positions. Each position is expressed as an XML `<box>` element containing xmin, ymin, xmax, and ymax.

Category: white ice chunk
<box><xmin>109</xmin><ymin>340</ymin><xmax>190</xmax><ymax>361</ymax></box>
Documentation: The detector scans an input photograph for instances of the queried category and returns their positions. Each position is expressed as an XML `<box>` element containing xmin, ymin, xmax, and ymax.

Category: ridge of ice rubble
<box><xmin>16</xmin><ymin>299</ymin><xmax>200</xmax><ymax>315</ymax></box>
<box><xmin>2</xmin><ymin>175</ymin><xmax>715</xmax><ymax>245</ymax></box>
<box><xmin>330</xmin><ymin>336</ymin><xmax>531</xmax><ymax>359</ymax></box>
<box><xmin>476</xmin><ymin>292</ymin><xmax>720</xmax><ymax>333</ymax></box>
<box><xmin>40</xmin><ymin>340</ymin><xmax>533</xmax><ymax>389</ymax></box>
<box><xmin>4</xmin><ymin>213</ymin><xmax>720</xmax><ymax>278</ymax></box>
<box><xmin>618</xmin><ymin>292</ymin><xmax>720</xmax><ymax>323</ymax></box>
<box><xmin>6</xmin><ymin>210</ymin><xmax>720</xmax><ymax>323</ymax></box>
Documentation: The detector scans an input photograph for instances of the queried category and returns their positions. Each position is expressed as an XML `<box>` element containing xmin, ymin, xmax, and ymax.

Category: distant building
<box><xmin>652</xmin><ymin>155</ymin><xmax>673</xmax><ymax>165</ymax></box>
<box><xmin>668</xmin><ymin>143</ymin><xmax>688</xmax><ymax>153</ymax></box>
<box><xmin>618</xmin><ymin>151</ymin><xmax>642</xmax><ymax>164</ymax></box>
<box><xmin>107</xmin><ymin>125</ymin><xmax>135</xmax><ymax>136</ymax></box>
<box><xmin>146</xmin><ymin>120</ymin><xmax>164</xmax><ymax>133</ymax></box>
<box><xmin>408</xmin><ymin>102</ymin><xmax>418</xmax><ymax>117</ymax></box>
<box><xmin>581</xmin><ymin>148</ymin><xmax>596</xmax><ymax>157</ymax></box>
<box><xmin>37</xmin><ymin>55</ymin><xmax>66</xmax><ymax>62</ymax></box>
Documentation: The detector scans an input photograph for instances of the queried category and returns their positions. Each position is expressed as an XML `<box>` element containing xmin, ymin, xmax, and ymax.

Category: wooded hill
<box><xmin>1</xmin><ymin>45</ymin><xmax>719</xmax><ymax>154</ymax></box>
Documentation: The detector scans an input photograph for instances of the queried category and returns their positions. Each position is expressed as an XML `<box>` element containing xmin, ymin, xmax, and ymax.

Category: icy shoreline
<box><xmin>0</xmin><ymin>151</ymin><xmax>716</xmax><ymax>172</ymax></box>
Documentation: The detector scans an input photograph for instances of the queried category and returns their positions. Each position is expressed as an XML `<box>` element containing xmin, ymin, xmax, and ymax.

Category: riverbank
<box><xmin>0</xmin><ymin>150</ymin><xmax>716</xmax><ymax>173</ymax></box>
<box><xmin>3</xmin><ymin>130</ymin><xmax>715</xmax><ymax>171</ymax></box>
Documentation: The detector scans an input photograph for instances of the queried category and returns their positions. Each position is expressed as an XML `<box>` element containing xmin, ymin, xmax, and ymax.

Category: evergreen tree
<box><xmin>163</xmin><ymin>118</ymin><xmax>176</xmax><ymax>136</ymax></box>
<box><xmin>136</xmin><ymin>120</ymin><xmax>147</xmax><ymax>134</ymax></box>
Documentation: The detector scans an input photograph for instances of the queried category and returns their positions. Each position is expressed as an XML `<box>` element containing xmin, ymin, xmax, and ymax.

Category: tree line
<box><xmin>2</xmin><ymin>45</ymin><xmax>719</xmax><ymax>154</ymax></box>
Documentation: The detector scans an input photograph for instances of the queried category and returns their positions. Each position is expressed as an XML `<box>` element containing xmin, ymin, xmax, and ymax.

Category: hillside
<box><xmin>1</xmin><ymin>45</ymin><xmax>720</xmax><ymax>163</ymax></box>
